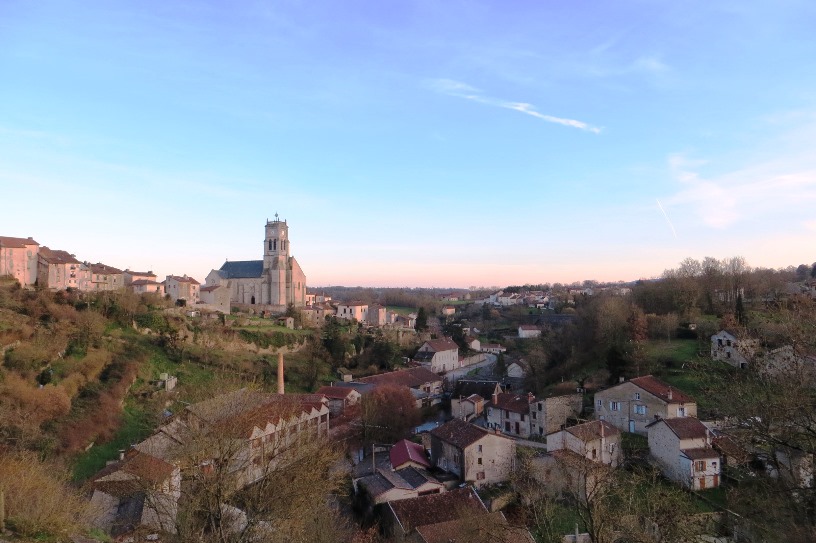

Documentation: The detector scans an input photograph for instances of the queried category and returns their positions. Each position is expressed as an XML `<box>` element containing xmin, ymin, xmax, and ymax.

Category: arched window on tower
<box><xmin>268</xmin><ymin>239</ymin><xmax>272</xmax><ymax>251</ymax></box>
<box><xmin>273</xmin><ymin>239</ymin><xmax>277</xmax><ymax>251</ymax></box>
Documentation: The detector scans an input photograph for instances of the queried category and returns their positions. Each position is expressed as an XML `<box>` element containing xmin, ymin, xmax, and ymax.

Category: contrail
<box><xmin>656</xmin><ymin>199</ymin><xmax>678</xmax><ymax>239</ymax></box>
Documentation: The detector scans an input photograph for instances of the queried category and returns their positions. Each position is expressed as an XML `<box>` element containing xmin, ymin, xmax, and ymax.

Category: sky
<box><xmin>1</xmin><ymin>1</ymin><xmax>815</xmax><ymax>288</ymax></box>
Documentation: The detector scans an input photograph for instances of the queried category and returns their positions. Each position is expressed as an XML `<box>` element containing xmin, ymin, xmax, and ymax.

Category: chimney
<box><xmin>618</xmin><ymin>376</ymin><xmax>625</xmax><ymax>383</ymax></box>
<box><xmin>528</xmin><ymin>392</ymin><xmax>535</xmax><ymax>403</ymax></box>
<box><xmin>492</xmin><ymin>389</ymin><xmax>498</xmax><ymax>405</ymax></box>
<box><xmin>667</xmin><ymin>387</ymin><xmax>673</xmax><ymax>401</ymax></box>
<box><xmin>277</xmin><ymin>352</ymin><xmax>285</xmax><ymax>394</ymax></box>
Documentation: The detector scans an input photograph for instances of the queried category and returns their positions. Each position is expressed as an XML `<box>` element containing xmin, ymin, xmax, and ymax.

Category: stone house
<box><xmin>413</xmin><ymin>338</ymin><xmax>459</xmax><ymax>373</ymax></box>
<box><xmin>465</xmin><ymin>335</ymin><xmax>481</xmax><ymax>352</ymax></box>
<box><xmin>450</xmin><ymin>380</ymin><xmax>502</xmax><ymax>421</ymax></box>
<box><xmin>383</xmin><ymin>487</ymin><xmax>488</xmax><ymax>540</ymax></box>
<box><xmin>0</xmin><ymin>235</ymin><xmax>39</xmax><ymax>287</ymax></box>
<box><xmin>441</xmin><ymin>305</ymin><xmax>456</xmax><ymax>316</ymax></box>
<box><xmin>315</xmin><ymin>385</ymin><xmax>361</xmax><ymax>416</ymax></box>
<box><xmin>336</xmin><ymin>301</ymin><xmax>368</xmax><ymax>322</ymax></box>
<box><xmin>88</xmin><ymin>263</ymin><xmax>124</xmax><ymax>291</ymax></box>
<box><xmin>301</xmin><ymin>302</ymin><xmax>335</xmax><ymax>325</ymax></box>
<box><xmin>488</xmin><ymin>392</ymin><xmax>583</xmax><ymax>439</ymax></box>
<box><xmin>647</xmin><ymin>417</ymin><xmax>720</xmax><ymax>490</ymax></box>
<box><xmin>518</xmin><ymin>324</ymin><xmax>542</xmax><ymax>338</ymax></box>
<box><xmin>711</xmin><ymin>329</ymin><xmax>759</xmax><ymax>369</ymax></box>
<box><xmin>547</xmin><ymin>420</ymin><xmax>622</xmax><ymax>467</ymax></box>
<box><xmin>427</xmin><ymin>418</ymin><xmax>515</xmax><ymax>487</ymax></box>
<box><xmin>367</xmin><ymin>303</ymin><xmax>387</xmax><ymax>326</ymax></box>
<box><xmin>487</xmin><ymin>392</ymin><xmax>536</xmax><ymax>438</ymax></box>
<box><xmin>123</xmin><ymin>269</ymin><xmax>157</xmax><ymax>285</ymax></box>
<box><xmin>199</xmin><ymin>284</ymin><xmax>231</xmax><ymax>314</ymax></box>
<box><xmin>130</xmin><ymin>279</ymin><xmax>164</xmax><ymax>295</ymax></box>
<box><xmin>37</xmin><ymin>247</ymin><xmax>90</xmax><ymax>290</ymax></box>
<box><xmin>594</xmin><ymin>375</ymin><xmax>697</xmax><ymax>435</ymax></box>
<box><xmin>357</xmin><ymin>366</ymin><xmax>444</xmax><ymax>407</ymax></box>
<box><xmin>163</xmin><ymin>274</ymin><xmax>200</xmax><ymax>305</ymax></box>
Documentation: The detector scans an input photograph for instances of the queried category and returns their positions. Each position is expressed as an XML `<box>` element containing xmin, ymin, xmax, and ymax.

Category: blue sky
<box><xmin>2</xmin><ymin>1</ymin><xmax>815</xmax><ymax>287</ymax></box>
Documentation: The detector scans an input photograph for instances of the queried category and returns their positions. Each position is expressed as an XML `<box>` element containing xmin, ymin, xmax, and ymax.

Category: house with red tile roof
<box><xmin>357</xmin><ymin>366</ymin><xmax>444</xmax><ymax>407</ymax></box>
<box><xmin>0</xmin><ymin>235</ymin><xmax>39</xmax><ymax>287</ymax></box>
<box><xmin>87</xmin><ymin>262</ymin><xmax>124</xmax><ymax>291</ymax></box>
<box><xmin>414</xmin><ymin>337</ymin><xmax>459</xmax><ymax>373</ymax></box>
<box><xmin>487</xmin><ymin>392</ymin><xmax>536</xmax><ymax>438</ymax></box>
<box><xmin>315</xmin><ymin>385</ymin><xmax>361</xmax><ymax>416</ymax></box>
<box><xmin>594</xmin><ymin>375</ymin><xmax>697</xmax><ymax>435</ymax></box>
<box><xmin>163</xmin><ymin>274</ymin><xmax>200</xmax><ymax>305</ymax></box>
<box><xmin>427</xmin><ymin>418</ymin><xmax>515</xmax><ymax>487</ymax></box>
<box><xmin>547</xmin><ymin>420</ymin><xmax>622</xmax><ymax>467</ymax></box>
<box><xmin>518</xmin><ymin>324</ymin><xmax>542</xmax><ymax>338</ymax></box>
<box><xmin>390</xmin><ymin>439</ymin><xmax>431</xmax><ymax>470</ymax></box>
<box><xmin>37</xmin><ymin>246</ymin><xmax>90</xmax><ymax>290</ymax></box>
<box><xmin>384</xmin><ymin>487</ymin><xmax>488</xmax><ymax>539</ymax></box>
<box><xmin>336</xmin><ymin>301</ymin><xmax>368</xmax><ymax>321</ymax></box>
<box><xmin>647</xmin><ymin>416</ymin><xmax>720</xmax><ymax>490</ymax></box>
<box><xmin>129</xmin><ymin>278</ymin><xmax>164</xmax><ymax>295</ymax></box>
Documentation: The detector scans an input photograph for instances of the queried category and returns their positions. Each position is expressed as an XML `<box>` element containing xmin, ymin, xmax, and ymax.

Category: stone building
<box><xmin>205</xmin><ymin>216</ymin><xmax>307</xmax><ymax>312</ymax></box>
<box><xmin>0</xmin><ymin>236</ymin><xmax>39</xmax><ymax>287</ymax></box>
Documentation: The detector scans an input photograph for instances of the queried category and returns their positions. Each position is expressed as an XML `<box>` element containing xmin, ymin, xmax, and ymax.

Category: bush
<box><xmin>0</xmin><ymin>451</ymin><xmax>91</xmax><ymax>538</ymax></box>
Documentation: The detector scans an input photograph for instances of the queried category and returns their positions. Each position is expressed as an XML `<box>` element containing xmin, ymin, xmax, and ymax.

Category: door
<box><xmin>713</xmin><ymin>474</ymin><xmax>719</xmax><ymax>487</ymax></box>
<box><xmin>699</xmin><ymin>477</ymin><xmax>706</xmax><ymax>490</ymax></box>
<box><xmin>628</xmin><ymin>420</ymin><xmax>635</xmax><ymax>433</ymax></box>
<box><xmin>515</xmin><ymin>422</ymin><xmax>520</xmax><ymax>435</ymax></box>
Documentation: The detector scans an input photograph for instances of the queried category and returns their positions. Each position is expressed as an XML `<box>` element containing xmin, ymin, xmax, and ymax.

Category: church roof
<box><xmin>219</xmin><ymin>260</ymin><xmax>263</xmax><ymax>279</ymax></box>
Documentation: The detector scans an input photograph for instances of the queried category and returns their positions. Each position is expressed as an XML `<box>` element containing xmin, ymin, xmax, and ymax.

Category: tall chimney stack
<box><xmin>277</xmin><ymin>352</ymin><xmax>285</xmax><ymax>394</ymax></box>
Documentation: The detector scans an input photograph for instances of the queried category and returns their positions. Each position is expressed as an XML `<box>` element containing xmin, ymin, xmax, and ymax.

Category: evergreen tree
<box><xmin>735</xmin><ymin>293</ymin><xmax>746</xmax><ymax>325</ymax></box>
<box><xmin>415</xmin><ymin>307</ymin><xmax>428</xmax><ymax>331</ymax></box>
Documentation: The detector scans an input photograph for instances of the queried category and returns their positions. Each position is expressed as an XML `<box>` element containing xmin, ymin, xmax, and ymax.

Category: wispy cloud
<box><xmin>428</xmin><ymin>78</ymin><xmax>601</xmax><ymax>134</ymax></box>
<box><xmin>665</xmin><ymin>150</ymin><xmax>816</xmax><ymax>229</ymax></box>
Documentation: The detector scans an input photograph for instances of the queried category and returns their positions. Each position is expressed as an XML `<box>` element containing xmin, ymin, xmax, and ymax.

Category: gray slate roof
<box><xmin>219</xmin><ymin>260</ymin><xmax>263</xmax><ymax>279</ymax></box>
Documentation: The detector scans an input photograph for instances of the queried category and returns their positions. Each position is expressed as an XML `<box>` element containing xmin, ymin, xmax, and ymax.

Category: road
<box><xmin>444</xmin><ymin>353</ymin><xmax>497</xmax><ymax>382</ymax></box>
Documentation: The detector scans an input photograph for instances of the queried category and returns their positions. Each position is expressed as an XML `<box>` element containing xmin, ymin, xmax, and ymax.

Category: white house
<box><xmin>647</xmin><ymin>417</ymin><xmax>720</xmax><ymax>490</ymax></box>
<box><xmin>413</xmin><ymin>338</ymin><xmax>459</xmax><ymax>373</ymax></box>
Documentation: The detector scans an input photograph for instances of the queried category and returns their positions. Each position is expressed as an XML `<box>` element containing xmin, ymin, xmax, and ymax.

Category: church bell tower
<box><xmin>264</xmin><ymin>214</ymin><xmax>289</xmax><ymax>271</ymax></box>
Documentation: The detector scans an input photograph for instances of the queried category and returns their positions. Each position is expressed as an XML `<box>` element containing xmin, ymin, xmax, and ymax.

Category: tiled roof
<box><xmin>167</xmin><ymin>275</ymin><xmax>200</xmax><ymax>285</ymax></box>
<box><xmin>359</xmin><ymin>367</ymin><xmax>442</xmax><ymax>389</ymax></box>
<box><xmin>429</xmin><ymin>418</ymin><xmax>489</xmax><ymax>449</ymax></box>
<box><xmin>422</xmin><ymin>338</ymin><xmax>459</xmax><ymax>353</ymax></box>
<box><xmin>219</xmin><ymin>260</ymin><xmax>263</xmax><ymax>279</ymax></box>
<box><xmin>124</xmin><ymin>270</ymin><xmax>155</xmax><ymax>277</ymax></box>
<box><xmin>519</xmin><ymin>325</ymin><xmax>539</xmax><ymax>330</ymax></box>
<box><xmin>316</xmin><ymin>386</ymin><xmax>357</xmax><ymax>400</ymax></box>
<box><xmin>130</xmin><ymin>279</ymin><xmax>160</xmax><ymax>286</ymax></box>
<box><xmin>658</xmin><ymin>417</ymin><xmax>709</xmax><ymax>440</ymax></box>
<box><xmin>89</xmin><ymin>263</ymin><xmax>123</xmax><ymax>274</ymax></box>
<box><xmin>451</xmin><ymin>380</ymin><xmax>501</xmax><ymax>400</ymax></box>
<box><xmin>681</xmin><ymin>447</ymin><xmax>719</xmax><ymax>460</ymax></box>
<box><xmin>200</xmin><ymin>285</ymin><xmax>221</xmax><ymax>292</ymax></box>
<box><xmin>388</xmin><ymin>487</ymin><xmax>486</xmax><ymax>533</ymax></box>
<box><xmin>390</xmin><ymin>439</ymin><xmax>430</xmax><ymax>469</ymax></box>
<box><xmin>38</xmin><ymin>247</ymin><xmax>81</xmax><ymax>265</ymax></box>
<box><xmin>415</xmin><ymin>512</ymin><xmax>535</xmax><ymax>543</ymax></box>
<box><xmin>493</xmin><ymin>392</ymin><xmax>533</xmax><ymax>414</ymax></box>
<box><xmin>565</xmin><ymin>420</ymin><xmax>620</xmax><ymax>442</ymax></box>
<box><xmin>339</xmin><ymin>301</ymin><xmax>368</xmax><ymax>307</ymax></box>
<box><xmin>630</xmin><ymin>375</ymin><xmax>695</xmax><ymax>404</ymax></box>
<box><xmin>0</xmin><ymin>236</ymin><xmax>39</xmax><ymax>248</ymax></box>
<box><xmin>397</xmin><ymin>466</ymin><xmax>437</xmax><ymax>489</ymax></box>
<box><xmin>357</xmin><ymin>472</ymin><xmax>395</xmax><ymax>497</ymax></box>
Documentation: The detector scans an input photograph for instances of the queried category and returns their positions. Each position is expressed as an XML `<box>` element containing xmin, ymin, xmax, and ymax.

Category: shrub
<box><xmin>0</xmin><ymin>451</ymin><xmax>91</xmax><ymax>538</ymax></box>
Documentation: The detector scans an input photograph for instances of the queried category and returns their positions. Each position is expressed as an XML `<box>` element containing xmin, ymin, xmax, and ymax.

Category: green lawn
<box><xmin>386</xmin><ymin>306</ymin><xmax>416</xmax><ymax>316</ymax></box>
<box><xmin>72</xmin><ymin>400</ymin><xmax>155</xmax><ymax>482</ymax></box>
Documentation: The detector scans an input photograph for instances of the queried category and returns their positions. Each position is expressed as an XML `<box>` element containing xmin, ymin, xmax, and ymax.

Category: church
<box><xmin>205</xmin><ymin>216</ymin><xmax>307</xmax><ymax>312</ymax></box>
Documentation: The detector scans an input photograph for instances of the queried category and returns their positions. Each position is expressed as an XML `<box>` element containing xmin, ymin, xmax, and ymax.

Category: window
<box><xmin>610</xmin><ymin>401</ymin><xmax>621</xmax><ymax>411</ymax></box>
<box><xmin>477</xmin><ymin>457</ymin><xmax>483</xmax><ymax>465</ymax></box>
<box><xmin>597</xmin><ymin>399</ymin><xmax>603</xmax><ymax>408</ymax></box>
<box><xmin>634</xmin><ymin>393</ymin><xmax>640</xmax><ymax>400</ymax></box>
<box><xmin>478</xmin><ymin>445</ymin><xmax>482</xmax><ymax>453</ymax></box>
<box><xmin>695</xmin><ymin>460</ymin><xmax>706</xmax><ymax>471</ymax></box>
<box><xmin>538</xmin><ymin>403</ymin><xmax>542</xmax><ymax>411</ymax></box>
<box><xmin>505</xmin><ymin>421</ymin><xmax>510</xmax><ymax>432</ymax></box>
<box><xmin>726</xmin><ymin>340</ymin><xmax>732</xmax><ymax>347</ymax></box>
<box><xmin>477</xmin><ymin>472</ymin><xmax>485</xmax><ymax>480</ymax></box>
<box><xmin>532</xmin><ymin>412</ymin><xmax>537</xmax><ymax>420</ymax></box>
<box><xmin>634</xmin><ymin>405</ymin><xmax>647</xmax><ymax>415</ymax></box>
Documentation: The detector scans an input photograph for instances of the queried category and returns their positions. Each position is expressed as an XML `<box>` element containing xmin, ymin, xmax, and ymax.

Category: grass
<box><xmin>71</xmin><ymin>400</ymin><xmax>154</xmax><ymax>482</ymax></box>
<box><xmin>386</xmin><ymin>306</ymin><xmax>416</xmax><ymax>316</ymax></box>
<box><xmin>693</xmin><ymin>486</ymin><xmax>728</xmax><ymax>512</ymax></box>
